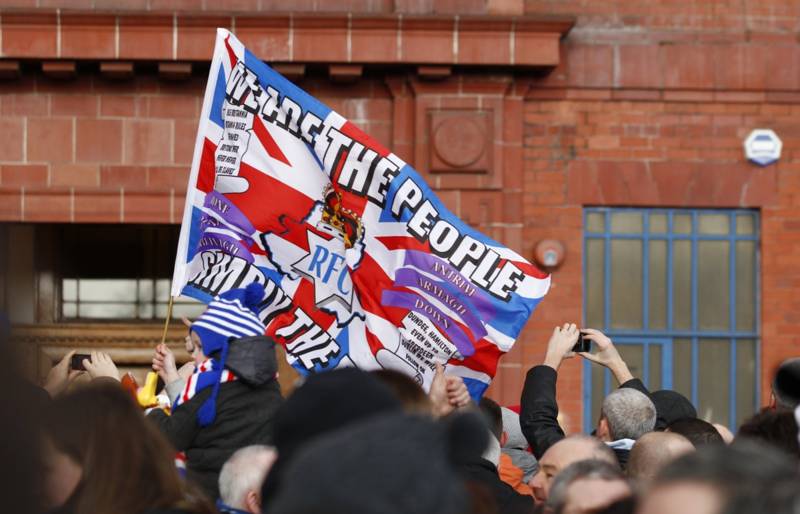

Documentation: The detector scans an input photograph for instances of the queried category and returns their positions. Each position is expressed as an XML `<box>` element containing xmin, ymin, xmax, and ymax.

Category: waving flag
<box><xmin>172</xmin><ymin>29</ymin><xmax>550</xmax><ymax>398</ymax></box>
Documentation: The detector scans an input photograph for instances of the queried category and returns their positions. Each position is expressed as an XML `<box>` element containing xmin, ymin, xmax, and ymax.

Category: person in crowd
<box><xmin>626</xmin><ymin>432</ymin><xmax>694</xmax><ymax>485</ymax></box>
<box><xmin>1</xmin><ymin>311</ymin><xmax>49</xmax><ymax>514</ymax></box>
<box><xmin>649</xmin><ymin>390</ymin><xmax>696</xmax><ymax>430</ymax></box>
<box><xmin>459</xmin><ymin>397</ymin><xmax>535</xmax><ymax>513</ymax></box>
<box><xmin>712</xmin><ymin>424</ymin><xmax>734</xmax><ymax>444</ymax></box>
<box><xmin>546</xmin><ymin>460</ymin><xmax>632</xmax><ymax>514</ymax></box>
<box><xmin>268</xmin><ymin>412</ymin><xmax>482</xmax><ymax>514</ymax></box>
<box><xmin>217</xmin><ymin>445</ymin><xmax>277</xmax><ymax>514</ymax></box>
<box><xmin>260</xmin><ymin>368</ymin><xmax>404</xmax><ymax>512</ymax></box>
<box><xmin>736</xmin><ymin>409</ymin><xmax>800</xmax><ymax>459</ymax></box>
<box><xmin>720</xmin><ymin>475</ymin><xmax>800</xmax><ymax>514</ymax></box>
<box><xmin>636</xmin><ymin>440</ymin><xmax>797</xmax><ymax>514</ymax></box>
<box><xmin>146</xmin><ymin>283</ymin><xmax>284</xmax><ymax>499</ymax></box>
<box><xmin>597</xmin><ymin>388</ymin><xmax>657</xmax><ymax>467</ymax></box>
<box><xmin>43</xmin><ymin>350</ymin><xmax>85</xmax><ymax>398</ymax></box>
<box><xmin>373</xmin><ymin>368</ymin><xmax>433</xmax><ymax>414</ymax></box>
<box><xmin>529</xmin><ymin>435</ymin><xmax>619</xmax><ymax>503</ymax></box>
<box><xmin>521</xmin><ymin>324</ymin><xmax>656</xmax><ymax>468</ymax></box>
<box><xmin>41</xmin><ymin>380</ymin><xmax>215</xmax><ymax>514</ymax></box>
<box><xmin>665</xmin><ymin>418</ymin><xmax>724</xmax><ymax>447</ymax></box>
<box><xmin>772</xmin><ymin>357</ymin><xmax>800</xmax><ymax>410</ymax></box>
<box><xmin>499</xmin><ymin>407</ymin><xmax>538</xmax><ymax>495</ymax></box>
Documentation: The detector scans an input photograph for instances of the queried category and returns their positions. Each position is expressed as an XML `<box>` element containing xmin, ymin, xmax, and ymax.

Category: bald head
<box><xmin>627</xmin><ymin>432</ymin><xmax>694</xmax><ymax>483</ymax></box>
<box><xmin>530</xmin><ymin>436</ymin><xmax>618</xmax><ymax>502</ymax></box>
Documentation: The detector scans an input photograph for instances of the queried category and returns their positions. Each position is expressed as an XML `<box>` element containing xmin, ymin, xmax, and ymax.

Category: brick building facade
<box><xmin>1</xmin><ymin>0</ymin><xmax>798</xmax><ymax>433</ymax></box>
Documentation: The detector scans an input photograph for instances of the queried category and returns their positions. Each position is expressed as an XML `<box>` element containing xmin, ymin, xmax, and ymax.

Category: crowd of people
<box><xmin>2</xmin><ymin>283</ymin><xmax>800</xmax><ymax>514</ymax></box>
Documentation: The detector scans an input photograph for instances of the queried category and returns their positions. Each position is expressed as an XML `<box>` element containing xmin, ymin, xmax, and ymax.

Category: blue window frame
<box><xmin>582</xmin><ymin>208</ymin><xmax>760</xmax><ymax>431</ymax></box>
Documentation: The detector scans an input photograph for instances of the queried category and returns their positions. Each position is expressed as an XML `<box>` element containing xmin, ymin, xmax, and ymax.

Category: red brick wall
<box><xmin>503</xmin><ymin>0</ymin><xmax>800</xmax><ymax>433</ymax></box>
<box><xmin>512</xmin><ymin>94</ymin><xmax>800</xmax><ymax>433</ymax></box>
<box><xmin>0</xmin><ymin>74</ymin><xmax>392</xmax><ymax>223</ymax></box>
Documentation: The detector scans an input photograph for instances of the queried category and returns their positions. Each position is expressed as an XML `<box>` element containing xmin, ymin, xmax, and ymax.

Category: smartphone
<box><xmin>572</xmin><ymin>333</ymin><xmax>590</xmax><ymax>353</ymax></box>
<box><xmin>70</xmin><ymin>353</ymin><xmax>91</xmax><ymax>371</ymax></box>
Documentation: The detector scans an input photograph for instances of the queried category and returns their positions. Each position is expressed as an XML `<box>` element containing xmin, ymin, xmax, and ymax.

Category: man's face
<box><xmin>637</xmin><ymin>482</ymin><xmax>722</xmax><ymax>514</ymax></box>
<box><xmin>530</xmin><ymin>439</ymin><xmax>601</xmax><ymax>503</ymax></box>
<box><xmin>562</xmin><ymin>478</ymin><xmax>631</xmax><ymax>514</ymax></box>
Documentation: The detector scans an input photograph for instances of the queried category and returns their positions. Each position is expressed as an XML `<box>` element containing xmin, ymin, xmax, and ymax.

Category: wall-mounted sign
<box><xmin>744</xmin><ymin>129</ymin><xmax>782</xmax><ymax>167</ymax></box>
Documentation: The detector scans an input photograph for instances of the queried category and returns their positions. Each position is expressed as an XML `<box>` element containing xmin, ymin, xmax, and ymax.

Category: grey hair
<box><xmin>602</xmin><ymin>388</ymin><xmax>657</xmax><ymax>440</ymax></box>
<box><xmin>546</xmin><ymin>459</ymin><xmax>626</xmax><ymax>514</ymax></box>
<box><xmin>219</xmin><ymin>445</ymin><xmax>276</xmax><ymax>509</ymax></box>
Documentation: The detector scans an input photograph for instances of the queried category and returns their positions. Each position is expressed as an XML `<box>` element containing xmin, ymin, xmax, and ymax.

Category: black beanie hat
<box><xmin>261</xmin><ymin>368</ymin><xmax>403</xmax><ymax>511</ymax></box>
<box><xmin>773</xmin><ymin>358</ymin><xmax>800</xmax><ymax>409</ymax></box>
<box><xmin>651</xmin><ymin>389</ymin><xmax>697</xmax><ymax>430</ymax></box>
<box><xmin>270</xmin><ymin>412</ymin><xmax>476</xmax><ymax>514</ymax></box>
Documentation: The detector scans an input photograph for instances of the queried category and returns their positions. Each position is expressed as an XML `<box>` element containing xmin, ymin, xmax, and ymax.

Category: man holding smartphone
<box><xmin>519</xmin><ymin>324</ymin><xmax>656</xmax><ymax>473</ymax></box>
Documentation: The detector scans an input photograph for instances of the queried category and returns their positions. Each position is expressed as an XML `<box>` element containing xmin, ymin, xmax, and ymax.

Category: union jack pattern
<box><xmin>171</xmin><ymin>29</ymin><xmax>550</xmax><ymax>399</ymax></box>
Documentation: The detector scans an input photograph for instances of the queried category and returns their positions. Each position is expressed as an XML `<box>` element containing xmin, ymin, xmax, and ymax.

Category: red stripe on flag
<box><xmin>247</xmin><ymin>241</ymin><xmax>267</xmax><ymax>256</ymax></box>
<box><xmin>352</xmin><ymin>253</ymin><xmax>407</xmax><ymax>326</ymax></box>
<box><xmin>454</xmin><ymin>339</ymin><xmax>503</xmax><ymax>377</ymax></box>
<box><xmin>292</xmin><ymin>279</ymin><xmax>338</xmax><ymax>331</ymax></box>
<box><xmin>375</xmin><ymin>236</ymin><xmax>432</xmax><ymax>253</ymax></box>
<box><xmin>224</xmin><ymin>35</ymin><xmax>238</xmax><ymax>68</ymax></box>
<box><xmin>340</xmin><ymin>121</ymin><xmax>390</xmax><ymax>158</ymax></box>
<box><xmin>253</xmin><ymin>116</ymin><xmax>291</xmax><ymax>166</ymax></box>
<box><xmin>271</xmin><ymin>217</ymin><xmax>338</xmax><ymax>253</ymax></box>
<box><xmin>365</xmin><ymin>329</ymin><xmax>384</xmax><ymax>356</ymax></box>
<box><xmin>511</xmin><ymin>259</ymin><xmax>549</xmax><ymax>280</ymax></box>
<box><xmin>197</xmin><ymin>138</ymin><xmax>218</xmax><ymax>193</ymax></box>
<box><xmin>226</xmin><ymin>162</ymin><xmax>314</xmax><ymax>233</ymax></box>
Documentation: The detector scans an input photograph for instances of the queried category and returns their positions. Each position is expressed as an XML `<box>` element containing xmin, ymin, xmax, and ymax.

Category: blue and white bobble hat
<box><xmin>190</xmin><ymin>281</ymin><xmax>266</xmax><ymax>426</ymax></box>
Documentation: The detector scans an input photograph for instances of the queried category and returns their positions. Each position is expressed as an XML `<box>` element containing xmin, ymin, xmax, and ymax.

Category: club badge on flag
<box><xmin>172</xmin><ymin>28</ymin><xmax>550</xmax><ymax>399</ymax></box>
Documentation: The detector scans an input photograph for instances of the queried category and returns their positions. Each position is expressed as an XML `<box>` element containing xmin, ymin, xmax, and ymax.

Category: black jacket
<box><xmin>519</xmin><ymin>365</ymin><xmax>649</xmax><ymax>461</ymax></box>
<box><xmin>460</xmin><ymin>458</ymin><xmax>536</xmax><ymax>514</ymax></box>
<box><xmin>148</xmin><ymin>336</ymin><xmax>284</xmax><ymax>499</ymax></box>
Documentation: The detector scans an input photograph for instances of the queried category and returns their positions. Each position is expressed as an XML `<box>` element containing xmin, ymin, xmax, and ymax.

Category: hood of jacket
<box><xmin>209</xmin><ymin>335</ymin><xmax>278</xmax><ymax>386</ymax></box>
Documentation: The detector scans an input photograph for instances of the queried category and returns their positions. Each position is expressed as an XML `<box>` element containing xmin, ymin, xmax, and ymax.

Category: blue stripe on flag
<box><xmin>242</xmin><ymin>49</ymin><xmax>331</xmax><ymax>127</ymax></box>
<box><xmin>208</xmin><ymin>64</ymin><xmax>227</xmax><ymax>129</ymax></box>
<box><xmin>462</xmin><ymin>376</ymin><xmax>489</xmax><ymax>402</ymax></box>
<box><xmin>259</xmin><ymin>266</ymin><xmax>284</xmax><ymax>287</ymax></box>
<box><xmin>181</xmin><ymin>284</ymin><xmax>213</xmax><ymax>305</ymax></box>
<box><xmin>186</xmin><ymin>206</ymin><xmax>205</xmax><ymax>263</ymax></box>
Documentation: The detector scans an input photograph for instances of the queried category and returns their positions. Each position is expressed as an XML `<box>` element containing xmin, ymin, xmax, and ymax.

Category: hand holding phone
<box><xmin>572</xmin><ymin>332</ymin><xmax>590</xmax><ymax>353</ymax></box>
<box><xmin>70</xmin><ymin>353</ymin><xmax>91</xmax><ymax>371</ymax></box>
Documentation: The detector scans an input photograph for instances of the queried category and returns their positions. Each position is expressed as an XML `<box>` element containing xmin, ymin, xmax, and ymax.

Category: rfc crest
<box><xmin>261</xmin><ymin>185</ymin><xmax>366</xmax><ymax>327</ymax></box>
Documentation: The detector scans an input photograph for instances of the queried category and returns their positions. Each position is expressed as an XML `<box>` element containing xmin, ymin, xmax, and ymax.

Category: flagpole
<box><xmin>160</xmin><ymin>296</ymin><xmax>176</xmax><ymax>345</ymax></box>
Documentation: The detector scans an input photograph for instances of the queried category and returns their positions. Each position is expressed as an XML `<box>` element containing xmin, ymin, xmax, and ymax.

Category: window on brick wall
<box><xmin>58</xmin><ymin>224</ymin><xmax>204</xmax><ymax>321</ymax></box>
<box><xmin>583</xmin><ymin>208</ymin><xmax>759</xmax><ymax>430</ymax></box>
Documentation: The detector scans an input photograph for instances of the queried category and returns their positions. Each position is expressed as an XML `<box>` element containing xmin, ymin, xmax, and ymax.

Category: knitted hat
<box><xmin>190</xmin><ymin>281</ymin><xmax>266</xmax><ymax>426</ymax></box>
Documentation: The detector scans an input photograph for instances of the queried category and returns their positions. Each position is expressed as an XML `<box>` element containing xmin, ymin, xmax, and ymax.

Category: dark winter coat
<box><xmin>519</xmin><ymin>365</ymin><xmax>649</xmax><ymax>466</ymax></box>
<box><xmin>148</xmin><ymin>335</ymin><xmax>283</xmax><ymax>499</ymax></box>
<box><xmin>459</xmin><ymin>458</ymin><xmax>536</xmax><ymax>514</ymax></box>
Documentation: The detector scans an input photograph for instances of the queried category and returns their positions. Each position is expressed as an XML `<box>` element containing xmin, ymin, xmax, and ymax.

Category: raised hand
<box><xmin>83</xmin><ymin>351</ymin><xmax>120</xmax><ymax>381</ymax></box>
<box><xmin>152</xmin><ymin>343</ymin><xmax>181</xmax><ymax>384</ymax></box>
<box><xmin>445</xmin><ymin>374</ymin><xmax>472</xmax><ymax>410</ymax></box>
<box><xmin>578</xmin><ymin>328</ymin><xmax>633</xmax><ymax>384</ymax></box>
<box><xmin>43</xmin><ymin>350</ymin><xmax>83</xmax><ymax>397</ymax></box>
<box><xmin>543</xmin><ymin>323</ymin><xmax>581</xmax><ymax>371</ymax></box>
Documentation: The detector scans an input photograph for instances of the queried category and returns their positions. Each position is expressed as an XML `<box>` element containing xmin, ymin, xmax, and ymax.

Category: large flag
<box><xmin>172</xmin><ymin>29</ymin><xmax>550</xmax><ymax>398</ymax></box>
